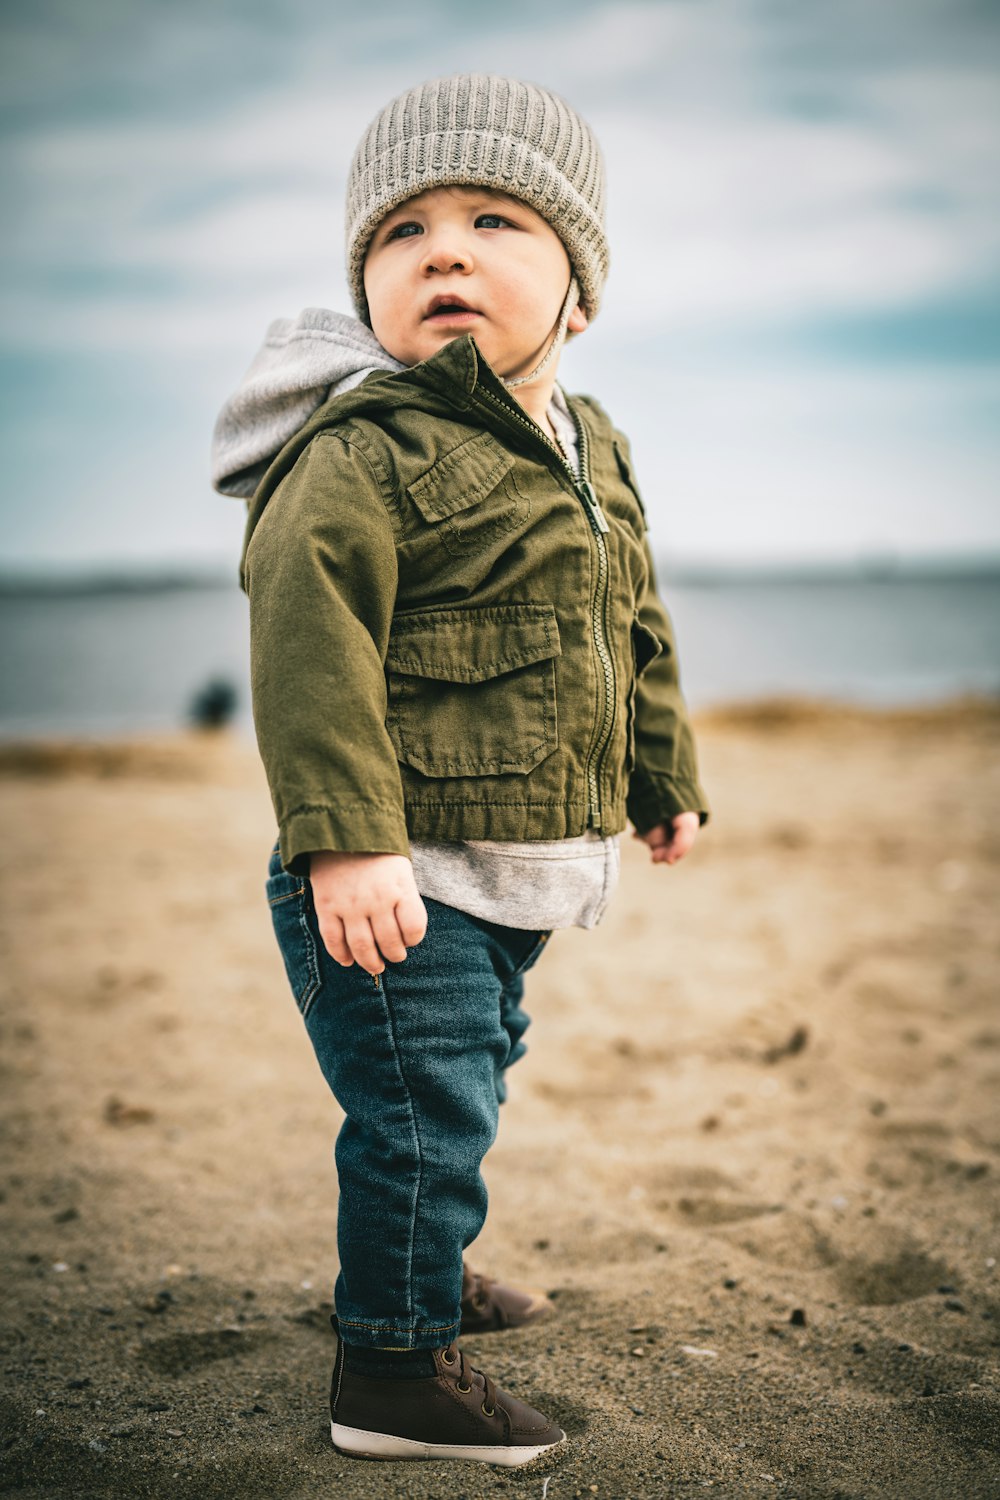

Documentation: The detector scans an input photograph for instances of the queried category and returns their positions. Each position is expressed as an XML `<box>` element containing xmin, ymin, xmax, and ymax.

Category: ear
<box><xmin>567</xmin><ymin>303</ymin><xmax>588</xmax><ymax>336</ymax></box>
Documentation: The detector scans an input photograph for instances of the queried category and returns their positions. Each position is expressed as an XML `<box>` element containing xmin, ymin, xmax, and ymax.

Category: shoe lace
<box><xmin>444</xmin><ymin>1342</ymin><xmax>498</xmax><ymax>1417</ymax></box>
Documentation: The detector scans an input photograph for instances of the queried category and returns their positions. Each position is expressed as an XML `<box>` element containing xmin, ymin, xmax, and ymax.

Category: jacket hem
<box><xmin>402</xmin><ymin>797</ymin><xmax>622</xmax><ymax>843</ymax></box>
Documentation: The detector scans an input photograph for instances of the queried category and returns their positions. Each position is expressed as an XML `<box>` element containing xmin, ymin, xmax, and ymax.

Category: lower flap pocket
<box><xmin>386</xmin><ymin>604</ymin><xmax>561</xmax><ymax>777</ymax></box>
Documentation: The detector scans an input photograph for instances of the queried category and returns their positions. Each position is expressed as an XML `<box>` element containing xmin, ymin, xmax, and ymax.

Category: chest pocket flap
<box><xmin>407</xmin><ymin>431</ymin><xmax>515</xmax><ymax>523</ymax></box>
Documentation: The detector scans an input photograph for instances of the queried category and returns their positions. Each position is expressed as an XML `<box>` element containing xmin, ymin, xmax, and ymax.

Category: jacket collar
<box><xmin>399</xmin><ymin>333</ymin><xmax>488</xmax><ymax>403</ymax></box>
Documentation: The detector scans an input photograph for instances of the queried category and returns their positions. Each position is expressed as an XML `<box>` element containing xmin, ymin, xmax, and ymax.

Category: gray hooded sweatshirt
<box><xmin>212</xmin><ymin>307</ymin><xmax>620</xmax><ymax>930</ymax></box>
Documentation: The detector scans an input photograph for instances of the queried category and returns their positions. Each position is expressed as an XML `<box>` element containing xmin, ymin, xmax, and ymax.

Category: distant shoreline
<box><xmin>0</xmin><ymin>695</ymin><xmax>996</xmax><ymax>776</ymax></box>
<box><xmin>1</xmin><ymin>555</ymin><xmax>999</xmax><ymax>597</ymax></box>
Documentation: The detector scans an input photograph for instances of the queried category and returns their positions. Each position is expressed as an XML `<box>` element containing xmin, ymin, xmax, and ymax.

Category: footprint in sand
<box><xmin>136</xmin><ymin>1327</ymin><xmax>275</xmax><ymax>1377</ymax></box>
<box><xmin>831</xmin><ymin>1224</ymin><xmax>951</xmax><ymax>1306</ymax></box>
<box><xmin>719</xmin><ymin>1211</ymin><xmax>952</xmax><ymax>1307</ymax></box>
<box><xmin>641</xmin><ymin>1164</ymin><xmax>786</xmax><ymax>1229</ymax></box>
<box><xmin>866</xmin><ymin>1118</ymin><xmax>993</xmax><ymax>1187</ymax></box>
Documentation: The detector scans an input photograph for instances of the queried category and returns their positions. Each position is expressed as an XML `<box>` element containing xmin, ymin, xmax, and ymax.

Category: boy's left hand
<box><xmin>632</xmin><ymin>812</ymin><xmax>700</xmax><ymax>865</ymax></box>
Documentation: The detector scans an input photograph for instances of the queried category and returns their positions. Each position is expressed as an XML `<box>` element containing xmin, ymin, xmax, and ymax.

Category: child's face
<box><xmin>362</xmin><ymin>186</ymin><xmax>586</xmax><ymax>379</ymax></box>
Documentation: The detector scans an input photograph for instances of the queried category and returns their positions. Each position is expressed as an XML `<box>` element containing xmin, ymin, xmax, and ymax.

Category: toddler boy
<box><xmin>213</xmin><ymin>73</ymin><xmax>708</xmax><ymax>1468</ymax></box>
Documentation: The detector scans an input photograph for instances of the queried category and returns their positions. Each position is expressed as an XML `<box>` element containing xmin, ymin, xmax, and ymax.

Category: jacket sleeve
<box><xmin>626</xmin><ymin>532</ymin><xmax>711</xmax><ymax>834</ymax></box>
<box><xmin>244</xmin><ymin>430</ymin><xmax>409</xmax><ymax>873</ymax></box>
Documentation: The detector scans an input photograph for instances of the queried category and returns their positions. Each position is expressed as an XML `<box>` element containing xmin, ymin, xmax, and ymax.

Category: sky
<box><xmin>1</xmin><ymin>0</ymin><xmax>998</xmax><ymax>574</ymax></box>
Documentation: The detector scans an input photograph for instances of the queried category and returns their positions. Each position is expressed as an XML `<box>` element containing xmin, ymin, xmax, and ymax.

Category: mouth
<box><xmin>422</xmin><ymin>294</ymin><xmax>482</xmax><ymax>322</ymax></box>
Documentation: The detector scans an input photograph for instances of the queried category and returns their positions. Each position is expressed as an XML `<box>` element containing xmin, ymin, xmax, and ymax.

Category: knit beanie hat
<box><xmin>345</xmin><ymin>74</ymin><xmax>609</xmax><ymax>327</ymax></box>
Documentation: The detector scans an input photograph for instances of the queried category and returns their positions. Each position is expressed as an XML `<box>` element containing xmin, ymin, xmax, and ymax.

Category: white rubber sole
<box><xmin>331</xmin><ymin>1420</ymin><xmax>565</xmax><ymax>1467</ymax></box>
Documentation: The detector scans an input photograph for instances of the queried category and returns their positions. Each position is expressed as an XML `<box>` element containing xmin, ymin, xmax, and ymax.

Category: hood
<box><xmin>211</xmin><ymin>307</ymin><xmax>405</xmax><ymax>498</ymax></box>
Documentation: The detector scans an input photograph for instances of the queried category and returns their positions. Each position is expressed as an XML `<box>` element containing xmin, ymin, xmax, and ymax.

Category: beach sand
<box><xmin>1</xmin><ymin>702</ymin><xmax>998</xmax><ymax>1499</ymax></box>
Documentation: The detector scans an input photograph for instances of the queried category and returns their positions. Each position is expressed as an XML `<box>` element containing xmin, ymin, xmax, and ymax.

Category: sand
<box><xmin>1</xmin><ymin>701</ymin><xmax>998</xmax><ymax>1499</ymax></box>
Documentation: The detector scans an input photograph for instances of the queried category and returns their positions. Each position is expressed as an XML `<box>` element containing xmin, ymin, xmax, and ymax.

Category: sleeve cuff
<box><xmin>626</xmin><ymin>772</ymin><xmax>710</xmax><ymax>835</ymax></box>
<box><xmin>279</xmin><ymin>800</ymin><xmax>411</xmax><ymax>874</ymax></box>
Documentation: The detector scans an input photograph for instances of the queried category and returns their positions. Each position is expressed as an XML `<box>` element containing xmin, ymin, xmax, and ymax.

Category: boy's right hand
<box><xmin>308</xmin><ymin>851</ymin><xmax>428</xmax><ymax>977</ymax></box>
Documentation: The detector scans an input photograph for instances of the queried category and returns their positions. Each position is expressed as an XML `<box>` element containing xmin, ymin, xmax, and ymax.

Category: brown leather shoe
<box><xmin>460</xmin><ymin>1260</ymin><xmax>555</xmax><ymax>1334</ymax></box>
<box><xmin>330</xmin><ymin>1334</ymin><xmax>565</xmax><ymax>1467</ymax></box>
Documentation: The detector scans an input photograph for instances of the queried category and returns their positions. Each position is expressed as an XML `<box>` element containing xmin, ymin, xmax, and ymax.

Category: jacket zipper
<box><xmin>475</xmin><ymin>382</ymin><xmax>616</xmax><ymax>831</ymax></box>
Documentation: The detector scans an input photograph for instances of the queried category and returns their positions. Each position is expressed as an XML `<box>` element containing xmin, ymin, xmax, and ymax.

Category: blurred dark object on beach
<box><xmin>189</xmin><ymin>677</ymin><xmax>238</xmax><ymax>730</ymax></box>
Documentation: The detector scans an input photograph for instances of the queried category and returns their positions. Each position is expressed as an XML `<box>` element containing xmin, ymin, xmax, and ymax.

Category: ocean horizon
<box><xmin>1</xmin><ymin>562</ymin><xmax>997</xmax><ymax>740</ymax></box>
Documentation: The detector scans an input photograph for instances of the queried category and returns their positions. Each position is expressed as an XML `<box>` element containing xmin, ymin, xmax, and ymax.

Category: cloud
<box><xmin>1</xmin><ymin>0</ymin><xmax>998</xmax><ymax>566</ymax></box>
<box><xmin>4</xmin><ymin>0</ymin><xmax>998</xmax><ymax>357</ymax></box>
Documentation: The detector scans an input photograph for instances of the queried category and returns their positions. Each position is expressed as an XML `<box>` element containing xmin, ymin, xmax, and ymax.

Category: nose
<box><xmin>419</xmin><ymin>225</ymin><xmax>474</xmax><ymax>276</ymax></box>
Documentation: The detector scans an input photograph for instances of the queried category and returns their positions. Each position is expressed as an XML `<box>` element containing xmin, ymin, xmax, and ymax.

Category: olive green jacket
<box><xmin>241</xmin><ymin>334</ymin><xmax>708</xmax><ymax>873</ymax></box>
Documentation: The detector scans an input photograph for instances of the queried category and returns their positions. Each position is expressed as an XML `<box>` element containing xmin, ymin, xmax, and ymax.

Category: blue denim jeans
<box><xmin>265</xmin><ymin>841</ymin><xmax>551</xmax><ymax>1350</ymax></box>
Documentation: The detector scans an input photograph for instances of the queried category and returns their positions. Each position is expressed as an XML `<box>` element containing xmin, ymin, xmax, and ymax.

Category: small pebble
<box><xmin>165</xmin><ymin>1428</ymin><xmax>184</xmax><ymax>1438</ymax></box>
<box><xmin>630</xmin><ymin>1346</ymin><xmax>645</xmax><ymax>1358</ymax></box>
<box><xmin>52</xmin><ymin>1262</ymin><xmax>69</xmax><ymax>1273</ymax></box>
<box><xmin>789</xmin><ymin>1308</ymin><xmax>807</xmax><ymax>1327</ymax></box>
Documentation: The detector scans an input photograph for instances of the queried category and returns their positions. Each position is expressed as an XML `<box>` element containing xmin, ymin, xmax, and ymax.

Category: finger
<box><xmin>317</xmin><ymin>910</ymin><xmax>353</xmax><ymax>966</ymax></box>
<box><xmin>395</xmin><ymin>889</ymin><xmax>428</xmax><ymax>947</ymax></box>
<box><xmin>665</xmin><ymin>819</ymin><xmax>698</xmax><ymax>864</ymax></box>
<box><xmin>369</xmin><ymin>906</ymin><xmax>410</xmax><ymax>965</ymax></box>
<box><xmin>343</xmin><ymin>916</ymin><xmax>384</xmax><ymax>976</ymax></box>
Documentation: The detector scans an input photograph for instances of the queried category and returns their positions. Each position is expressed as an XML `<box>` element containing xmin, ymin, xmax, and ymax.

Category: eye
<box><xmin>475</xmin><ymin>213</ymin><xmax>512</xmax><ymax>229</ymax></box>
<box><xmin>384</xmin><ymin>221</ymin><xmax>422</xmax><ymax>242</ymax></box>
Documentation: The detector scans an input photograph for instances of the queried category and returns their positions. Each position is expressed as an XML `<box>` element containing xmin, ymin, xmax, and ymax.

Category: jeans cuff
<box><xmin>335</xmin><ymin>1313</ymin><xmax>462</xmax><ymax>1350</ymax></box>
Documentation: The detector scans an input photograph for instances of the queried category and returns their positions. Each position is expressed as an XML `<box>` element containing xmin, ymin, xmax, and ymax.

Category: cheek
<box><xmin>362</xmin><ymin>266</ymin><xmax>396</xmax><ymax>334</ymax></box>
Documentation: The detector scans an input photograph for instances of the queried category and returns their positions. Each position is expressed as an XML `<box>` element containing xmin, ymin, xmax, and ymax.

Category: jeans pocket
<box><xmin>266</xmin><ymin>844</ymin><xmax>322</xmax><ymax>1016</ymax></box>
<box><xmin>512</xmin><ymin>929</ymin><xmax>551</xmax><ymax>979</ymax></box>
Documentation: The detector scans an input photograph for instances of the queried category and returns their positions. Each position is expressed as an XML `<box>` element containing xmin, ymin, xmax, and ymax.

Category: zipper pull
<box><xmin>579</xmin><ymin>480</ymin><xmax>610</xmax><ymax>533</ymax></box>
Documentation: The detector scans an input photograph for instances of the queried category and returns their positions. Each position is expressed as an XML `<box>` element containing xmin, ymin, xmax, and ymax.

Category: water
<box><xmin>1</xmin><ymin>572</ymin><xmax>997</xmax><ymax>739</ymax></box>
